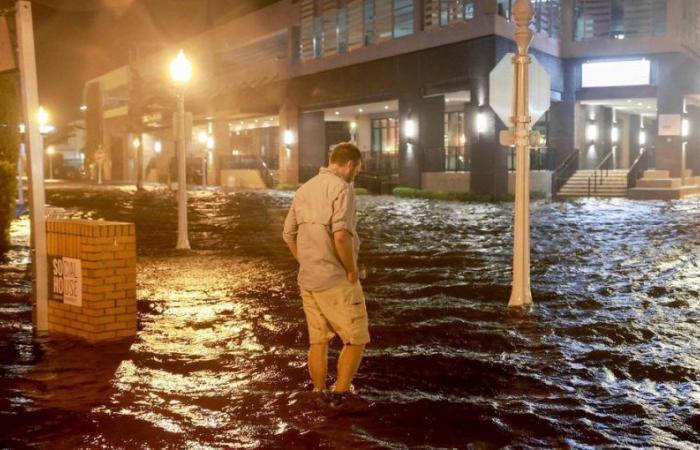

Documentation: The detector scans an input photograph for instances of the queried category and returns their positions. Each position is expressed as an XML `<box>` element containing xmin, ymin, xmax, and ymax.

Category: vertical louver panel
<box><xmin>424</xmin><ymin>0</ymin><xmax>441</xmax><ymax>29</ymax></box>
<box><xmin>576</xmin><ymin>0</ymin><xmax>662</xmax><ymax>41</ymax></box>
<box><xmin>374</xmin><ymin>0</ymin><xmax>393</xmax><ymax>42</ymax></box>
<box><xmin>321</xmin><ymin>0</ymin><xmax>338</xmax><ymax>56</ymax></box>
<box><xmin>299</xmin><ymin>0</ymin><xmax>315</xmax><ymax>60</ymax></box>
<box><xmin>347</xmin><ymin>0</ymin><xmax>364</xmax><ymax>50</ymax></box>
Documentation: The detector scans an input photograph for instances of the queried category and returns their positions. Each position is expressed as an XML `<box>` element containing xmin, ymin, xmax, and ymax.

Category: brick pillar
<box><xmin>46</xmin><ymin>220</ymin><xmax>137</xmax><ymax>342</ymax></box>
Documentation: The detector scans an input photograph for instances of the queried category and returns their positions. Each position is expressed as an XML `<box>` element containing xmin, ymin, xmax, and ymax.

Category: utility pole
<box><xmin>508</xmin><ymin>0</ymin><xmax>534</xmax><ymax>308</ymax></box>
<box><xmin>15</xmin><ymin>0</ymin><xmax>48</xmax><ymax>329</ymax></box>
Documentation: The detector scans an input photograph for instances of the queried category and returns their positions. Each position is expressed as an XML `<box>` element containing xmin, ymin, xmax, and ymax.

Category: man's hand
<box><xmin>347</xmin><ymin>270</ymin><xmax>358</xmax><ymax>284</ymax></box>
<box><xmin>333</xmin><ymin>229</ymin><xmax>357</xmax><ymax>282</ymax></box>
<box><xmin>286</xmin><ymin>241</ymin><xmax>298</xmax><ymax>262</ymax></box>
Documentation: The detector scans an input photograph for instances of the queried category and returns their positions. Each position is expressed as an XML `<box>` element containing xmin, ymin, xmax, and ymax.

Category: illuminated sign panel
<box><xmin>581</xmin><ymin>60</ymin><xmax>651</xmax><ymax>88</ymax></box>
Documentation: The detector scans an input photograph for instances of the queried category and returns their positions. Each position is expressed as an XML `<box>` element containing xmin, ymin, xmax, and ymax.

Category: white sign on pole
<box><xmin>489</xmin><ymin>53</ymin><xmax>551</xmax><ymax>126</ymax></box>
<box><xmin>95</xmin><ymin>147</ymin><xmax>106</xmax><ymax>162</ymax></box>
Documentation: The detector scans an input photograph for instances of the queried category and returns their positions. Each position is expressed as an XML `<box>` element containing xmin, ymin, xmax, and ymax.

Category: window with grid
<box><xmin>371</xmin><ymin>118</ymin><xmax>399</xmax><ymax>154</ymax></box>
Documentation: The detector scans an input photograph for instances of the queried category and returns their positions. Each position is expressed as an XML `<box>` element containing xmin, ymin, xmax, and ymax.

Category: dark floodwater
<box><xmin>1</xmin><ymin>186</ymin><xmax>700</xmax><ymax>449</ymax></box>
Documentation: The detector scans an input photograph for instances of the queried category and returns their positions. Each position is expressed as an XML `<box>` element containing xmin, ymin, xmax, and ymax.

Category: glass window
<box><xmin>393</xmin><ymin>0</ymin><xmax>414</xmax><ymax>38</ymax></box>
<box><xmin>444</xmin><ymin>111</ymin><xmax>467</xmax><ymax>171</ymax></box>
<box><xmin>465</xmin><ymin>1</ymin><xmax>474</xmax><ymax>19</ymax></box>
<box><xmin>338</xmin><ymin>6</ymin><xmax>349</xmax><ymax>52</ymax></box>
<box><xmin>371</xmin><ymin>118</ymin><xmax>399</xmax><ymax>154</ymax></box>
<box><xmin>313</xmin><ymin>16</ymin><xmax>323</xmax><ymax>57</ymax></box>
<box><xmin>363</xmin><ymin>0</ymin><xmax>375</xmax><ymax>45</ymax></box>
<box><xmin>497</xmin><ymin>0</ymin><xmax>512</xmax><ymax>20</ymax></box>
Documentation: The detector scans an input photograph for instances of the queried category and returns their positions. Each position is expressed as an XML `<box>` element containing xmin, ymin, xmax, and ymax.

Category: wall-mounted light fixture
<box><xmin>586</xmin><ymin>123</ymin><xmax>598</xmax><ymax>142</ymax></box>
<box><xmin>132</xmin><ymin>137</ymin><xmax>141</xmax><ymax>148</ymax></box>
<box><xmin>155</xmin><ymin>141</ymin><xmax>162</xmax><ymax>154</ymax></box>
<box><xmin>283</xmin><ymin>129</ymin><xmax>295</xmax><ymax>146</ymax></box>
<box><xmin>639</xmin><ymin>130</ymin><xmax>647</xmax><ymax>146</ymax></box>
<box><xmin>197</xmin><ymin>131</ymin><xmax>208</xmax><ymax>143</ymax></box>
<box><xmin>404</xmin><ymin>117</ymin><xmax>417</xmax><ymax>140</ymax></box>
<box><xmin>682</xmin><ymin>118</ymin><xmax>690</xmax><ymax>138</ymax></box>
<box><xmin>476</xmin><ymin>112</ymin><xmax>487</xmax><ymax>134</ymax></box>
<box><xmin>206</xmin><ymin>136</ymin><xmax>215</xmax><ymax>150</ymax></box>
<box><xmin>611</xmin><ymin>126</ymin><xmax>619</xmax><ymax>144</ymax></box>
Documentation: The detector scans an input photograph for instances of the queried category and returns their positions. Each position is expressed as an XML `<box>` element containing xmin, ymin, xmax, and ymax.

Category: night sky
<box><xmin>1</xmin><ymin>0</ymin><xmax>275</xmax><ymax>126</ymax></box>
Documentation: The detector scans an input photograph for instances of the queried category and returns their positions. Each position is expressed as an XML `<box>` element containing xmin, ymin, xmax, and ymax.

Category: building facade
<box><xmin>82</xmin><ymin>0</ymin><xmax>700</xmax><ymax>197</ymax></box>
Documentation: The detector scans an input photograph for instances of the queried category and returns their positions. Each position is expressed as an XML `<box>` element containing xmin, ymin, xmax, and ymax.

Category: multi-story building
<box><xmin>82</xmin><ymin>0</ymin><xmax>700</xmax><ymax>198</ymax></box>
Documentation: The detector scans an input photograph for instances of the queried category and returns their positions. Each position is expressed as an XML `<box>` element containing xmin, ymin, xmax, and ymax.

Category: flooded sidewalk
<box><xmin>1</xmin><ymin>187</ymin><xmax>699</xmax><ymax>448</ymax></box>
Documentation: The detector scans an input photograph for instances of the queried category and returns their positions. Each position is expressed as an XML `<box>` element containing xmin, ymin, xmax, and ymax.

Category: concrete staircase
<box><xmin>629</xmin><ymin>169</ymin><xmax>700</xmax><ymax>200</ymax></box>
<box><xmin>557</xmin><ymin>169</ymin><xmax>629</xmax><ymax>198</ymax></box>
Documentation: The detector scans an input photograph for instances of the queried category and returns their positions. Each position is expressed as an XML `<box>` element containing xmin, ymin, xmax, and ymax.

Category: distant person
<box><xmin>282</xmin><ymin>143</ymin><xmax>369</xmax><ymax>412</ymax></box>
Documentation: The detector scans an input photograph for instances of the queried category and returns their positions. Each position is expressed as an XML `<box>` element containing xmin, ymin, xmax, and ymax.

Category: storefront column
<box><xmin>656</xmin><ymin>83</ymin><xmax>685</xmax><ymax>177</ymax></box>
<box><xmin>278</xmin><ymin>103</ymin><xmax>300</xmax><ymax>186</ymax></box>
<box><xmin>629</xmin><ymin>114</ymin><xmax>642</xmax><ymax>165</ymax></box>
<box><xmin>398</xmin><ymin>95</ymin><xmax>444</xmax><ymax>188</ymax></box>
<box><xmin>299</xmin><ymin>111</ymin><xmax>326</xmax><ymax>182</ymax></box>
<box><xmin>468</xmin><ymin>78</ymin><xmax>507</xmax><ymax>197</ymax></box>
<box><xmin>686</xmin><ymin>105</ymin><xmax>700</xmax><ymax>176</ymax></box>
<box><xmin>212</xmin><ymin>120</ymin><xmax>229</xmax><ymax>186</ymax></box>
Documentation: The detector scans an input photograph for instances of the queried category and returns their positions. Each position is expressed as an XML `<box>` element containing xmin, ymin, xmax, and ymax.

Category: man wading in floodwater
<box><xmin>283</xmin><ymin>143</ymin><xmax>369</xmax><ymax>412</ymax></box>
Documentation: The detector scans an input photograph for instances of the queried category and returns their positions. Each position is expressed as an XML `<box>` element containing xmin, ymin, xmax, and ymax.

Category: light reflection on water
<box><xmin>0</xmin><ymin>189</ymin><xmax>699</xmax><ymax>448</ymax></box>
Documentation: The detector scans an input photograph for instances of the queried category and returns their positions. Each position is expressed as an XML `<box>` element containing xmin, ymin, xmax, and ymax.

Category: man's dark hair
<box><xmin>330</xmin><ymin>142</ymin><xmax>362</xmax><ymax>165</ymax></box>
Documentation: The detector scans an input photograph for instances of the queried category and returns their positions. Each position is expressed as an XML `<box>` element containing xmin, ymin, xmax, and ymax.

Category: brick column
<box><xmin>46</xmin><ymin>219</ymin><xmax>137</xmax><ymax>342</ymax></box>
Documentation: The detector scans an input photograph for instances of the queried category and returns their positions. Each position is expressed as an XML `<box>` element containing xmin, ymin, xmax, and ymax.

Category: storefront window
<box><xmin>371</xmin><ymin>118</ymin><xmax>399</xmax><ymax>154</ymax></box>
<box><xmin>393</xmin><ymin>0</ymin><xmax>414</xmax><ymax>38</ymax></box>
<box><xmin>444</xmin><ymin>111</ymin><xmax>468</xmax><ymax>171</ymax></box>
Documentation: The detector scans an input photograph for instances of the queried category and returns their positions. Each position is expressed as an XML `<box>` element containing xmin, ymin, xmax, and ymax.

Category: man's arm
<box><xmin>282</xmin><ymin>203</ymin><xmax>299</xmax><ymax>262</ymax></box>
<box><xmin>333</xmin><ymin>229</ymin><xmax>357</xmax><ymax>283</ymax></box>
<box><xmin>286</xmin><ymin>240</ymin><xmax>298</xmax><ymax>261</ymax></box>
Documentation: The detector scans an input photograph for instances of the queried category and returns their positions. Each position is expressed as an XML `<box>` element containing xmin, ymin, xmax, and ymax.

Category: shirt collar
<box><xmin>319</xmin><ymin>166</ymin><xmax>345</xmax><ymax>181</ymax></box>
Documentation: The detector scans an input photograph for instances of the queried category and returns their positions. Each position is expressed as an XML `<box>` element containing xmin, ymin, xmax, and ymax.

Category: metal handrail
<box><xmin>627</xmin><ymin>147</ymin><xmax>652</xmax><ymax>189</ymax></box>
<box><xmin>587</xmin><ymin>150</ymin><xmax>614</xmax><ymax>197</ymax></box>
<box><xmin>552</xmin><ymin>148</ymin><xmax>579</xmax><ymax>198</ymax></box>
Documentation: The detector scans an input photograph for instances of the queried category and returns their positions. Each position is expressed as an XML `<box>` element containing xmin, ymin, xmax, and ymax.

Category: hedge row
<box><xmin>0</xmin><ymin>73</ymin><xmax>20</xmax><ymax>254</ymax></box>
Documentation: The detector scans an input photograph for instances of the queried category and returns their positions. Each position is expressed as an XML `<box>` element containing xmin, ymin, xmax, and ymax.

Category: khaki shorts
<box><xmin>300</xmin><ymin>279</ymin><xmax>370</xmax><ymax>345</ymax></box>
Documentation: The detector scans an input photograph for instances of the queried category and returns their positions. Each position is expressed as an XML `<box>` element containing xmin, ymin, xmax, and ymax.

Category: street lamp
<box><xmin>170</xmin><ymin>49</ymin><xmax>192</xmax><ymax>250</ymax></box>
<box><xmin>46</xmin><ymin>145</ymin><xmax>55</xmax><ymax>180</ymax></box>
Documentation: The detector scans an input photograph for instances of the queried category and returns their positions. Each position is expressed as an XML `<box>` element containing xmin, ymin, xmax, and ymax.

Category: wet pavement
<box><xmin>1</xmin><ymin>186</ymin><xmax>699</xmax><ymax>449</ymax></box>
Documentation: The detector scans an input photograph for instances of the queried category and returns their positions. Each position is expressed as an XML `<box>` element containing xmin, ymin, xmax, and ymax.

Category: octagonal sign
<box><xmin>489</xmin><ymin>53</ymin><xmax>551</xmax><ymax>127</ymax></box>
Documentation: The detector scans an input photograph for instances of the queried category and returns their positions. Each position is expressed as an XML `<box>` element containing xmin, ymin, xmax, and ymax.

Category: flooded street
<box><xmin>1</xmin><ymin>187</ymin><xmax>700</xmax><ymax>448</ymax></box>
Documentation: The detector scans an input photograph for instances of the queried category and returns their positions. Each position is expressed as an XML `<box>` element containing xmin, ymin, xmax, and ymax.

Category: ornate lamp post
<box><xmin>508</xmin><ymin>0</ymin><xmax>534</xmax><ymax>308</ymax></box>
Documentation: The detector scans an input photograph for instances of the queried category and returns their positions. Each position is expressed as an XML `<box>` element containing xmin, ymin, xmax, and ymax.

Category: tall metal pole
<box><xmin>176</xmin><ymin>91</ymin><xmax>190</xmax><ymax>250</ymax></box>
<box><xmin>15</xmin><ymin>1</ymin><xmax>49</xmax><ymax>329</ymax></box>
<box><xmin>508</xmin><ymin>0</ymin><xmax>534</xmax><ymax>308</ymax></box>
<box><xmin>17</xmin><ymin>142</ymin><xmax>24</xmax><ymax>207</ymax></box>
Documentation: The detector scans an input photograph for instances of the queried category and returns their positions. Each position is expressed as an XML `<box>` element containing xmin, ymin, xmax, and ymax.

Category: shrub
<box><xmin>0</xmin><ymin>162</ymin><xmax>17</xmax><ymax>252</ymax></box>
<box><xmin>0</xmin><ymin>73</ymin><xmax>20</xmax><ymax>253</ymax></box>
<box><xmin>354</xmin><ymin>187</ymin><xmax>369</xmax><ymax>195</ymax></box>
<box><xmin>391</xmin><ymin>186</ymin><xmax>545</xmax><ymax>203</ymax></box>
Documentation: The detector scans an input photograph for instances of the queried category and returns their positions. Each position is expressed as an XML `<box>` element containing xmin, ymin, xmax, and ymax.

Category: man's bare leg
<box><xmin>308</xmin><ymin>343</ymin><xmax>328</xmax><ymax>391</ymax></box>
<box><xmin>334</xmin><ymin>344</ymin><xmax>365</xmax><ymax>393</ymax></box>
